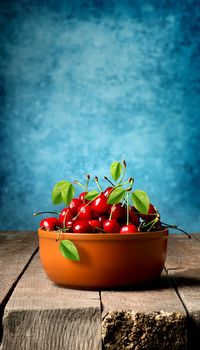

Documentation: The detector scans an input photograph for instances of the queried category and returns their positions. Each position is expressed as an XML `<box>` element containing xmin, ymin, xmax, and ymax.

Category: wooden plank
<box><xmin>0</xmin><ymin>231</ymin><xmax>38</xmax><ymax>344</ymax></box>
<box><xmin>0</xmin><ymin>231</ymin><xmax>38</xmax><ymax>307</ymax></box>
<box><xmin>1</xmin><ymin>252</ymin><xmax>102</xmax><ymax>350</ymax></box>
<box><xmin>193</xmin><ymin>233</ymin><xmax>200</xmax><ymax>242</ymax></box>
<box><xmin>165</xmin><ymin>234</ymin><xmax>200</xmax><ymax>350</ymax></box>
<box><xmin>166</xmin><ymin>234</ymin><xmax>200</xmax><ymax>269</ymax></box>
<box><xmin>101</xmin><ymin>271</ymin><xmax>187</xmax><ymax>350</ymax></box>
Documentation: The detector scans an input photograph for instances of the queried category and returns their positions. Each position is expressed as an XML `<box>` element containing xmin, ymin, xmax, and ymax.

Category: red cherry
<box><xmin>88</xmin><ymin>219</ymin><xmax>102</xmax><ymax>232</ymax></box>
<box><xmin>59</xmin><ymin>208</ymin><xmax>73</xmax><ymax>227</ymax></box>
<box><xmin>103</xmin><ymin>219</ymin><xmax>120</xmax><ymax>233</ymax></box>
<box><xmin>72</xmin><ymin>219</ymin><xmax>92</xmax><ymax>233</ymax></box>
<box><xmin>109</xmin><ymin>204</ymin><xmax>126</xmax><ymax>220</ymax></box>
<box><xmin>140</xmin><ymin>204</ymin><xmax>158</xmax><ymax>221</ymax></box>
<box><xmin>79</xmin><ymin>191</ymin><xmax>89</xmax><ymax>203</ymax></box>
<box><xmin>148</xmin><ymin>204</ymin><xmax>158</xmax><ymax>216</ymax></box>
<box><xmin>91</xmin><ymin>193</ymin><xmax>111</xmax><ymax>215</ymax></box>
<box><xmin>64</xmin><ymin>220</ymin><xmax>73</xmax><ymax>232</ymax></box>
<box><xmin>120</xmin><ymin>224</ymin><xmax>137</xmax><ymax>234</ymax></box>
<box><xmin>129</xmin><ymin>209</ymin><xmax>140</xmax><ymax>226</ymax></box>
<box><xmin>69</xmin><ymin>198</ymin><xmax>82</xmax><ymax>216</ymax></box>
<box><xmin>92</xmin><ymin>210</ymin><xmax>101</xmax><ymax>219</ymax></box>
<box><xmin>40</xmin><ymin>217</ymin><xmax>61</xmax><ymax>230</ymax></box>
<box><xmin>98</xmin><ymin>215</ymin><xmax>108</xmax><ymax>224</ymax></box>
<box><xmin>103</xmin><ymin>187</ymin><xmax>113</xmax><ymax>198</ymax></box>
<box><xmin>78</xmin><ymin>204</ymin><xmax>93</xmax><ymax>220</ymax></box>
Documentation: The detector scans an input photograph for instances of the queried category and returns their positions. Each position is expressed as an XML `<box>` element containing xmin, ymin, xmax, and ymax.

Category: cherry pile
<box><xmin>34</xmin><ymin>160</ymin><xmax>190</xmax><ymax>237</ymax></box>
<box><xmin>37</xmin><ymin>194</ymin><xmax>158</xmax><ymax>233</ymax></box>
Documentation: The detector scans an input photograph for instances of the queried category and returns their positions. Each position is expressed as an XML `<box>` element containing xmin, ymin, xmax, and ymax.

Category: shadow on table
<box><xmin>105</xmin><ymin>274</ymin><xmax>200</xmax><ymax>292</ymax></box>
<box><xmin>54</xmin><ymin>271</ymin><xmax>200</xmax><ymax>292</ymax></box>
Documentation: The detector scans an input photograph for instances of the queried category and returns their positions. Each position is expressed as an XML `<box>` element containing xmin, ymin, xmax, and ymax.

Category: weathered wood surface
<box><xmin>165</xmin><ymin>234</ymin><xmax>200</xmax><ymax>350</ymax></box>
<box><xmin>1</xmin><ymin>252</ymin><xmax>101</xmax><ymax>350</ymax></box>
<box><xmin>194</xmin><ymin>233</ymin><xmax>200</xmax><ymax>242</ymax></box>
<box><xmin>0</xmin><ymin>231</ymin><xmax>38</xmax><ymax>308</ymax></box>
<box><xmin>101</xmin><ymin>271</ymin><xmax>187</xmax><ymax>350</ymax></box>
<box><xmin>0</xmin><ymin>232</ymin><xmax>200</xmax><ymax>350</ymax></box>
<box><xmin>101</xmin><ymin>234</ymin><xmax>200</xmax><ymax>350</ymax></box>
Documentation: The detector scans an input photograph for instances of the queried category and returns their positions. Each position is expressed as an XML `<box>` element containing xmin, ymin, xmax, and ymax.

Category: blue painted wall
<box><xmin>0</xmin><ymin>1</ymin><xmax>200</xmax><ymax>232</ymax></box>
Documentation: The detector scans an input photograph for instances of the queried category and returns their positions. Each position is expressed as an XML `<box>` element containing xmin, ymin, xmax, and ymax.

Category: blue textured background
<box><xmin>0</xmin><ymin>1</ymin><xmax>200</xmax><ymax>232</ymax></box>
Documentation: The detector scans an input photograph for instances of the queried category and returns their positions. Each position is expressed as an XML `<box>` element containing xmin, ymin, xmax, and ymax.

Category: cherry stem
<box><xmin>73</xmin><ymin>180</ymin><xmax>86</xmax><ymax>191</ymax></box>
<box><xmin>119</xmin><ymin>160</ymin><xmax>126</xmax><ymax>184</ymax></box>
<box><xmin>147</xmin><ymin>217</ymin><xmax>159</xmax><ymax>232</ymax></box>
<box><xmin>56</xmin><ymin>231</ymin><xmax>61</xmax><ymax>241</ymax></box>
<box><xmin>109</xmin><ymin>205</ymin><xmax>115</xmax><ymax>220</ymax></box>
<box><xmin>63</xmin><ymin>211</ymin><xmax>69</xmax><ymax>228</ymax></box>
<box><xmin>57</xmin><ymin>226</ymin><xmax>72</xmax><ymax>233</ymax></box>
<box><xmin>128</xmin><ymin>177</ymin><xmax>134</xmax><ymax>188</ymax></box>
<box><xmin>115</xmin><ymin>180</ymin><xmax>130</xmax><ymax>188</ymax></box>
<box><xmin>95</xmin><ymin>176</ymin><xmax>103</xmax><ymax>192</ymax></box>
<box><xmin>92</xmin><ymin>226</ymin><xmax>106</xmax><ymax>233</ymax></box>
<box><xmin>140</xmin><ymin>217</ymin><xmax>158</xmax><ymax>231</ymax></box>
<box><xmin>160</xmin><ymin>221</ymin><xmax>191</xmax><ymax>239</ymax></box>
<box><xmin>121</xmin><ymin>198</ymin><xmax>126</xmax><ymax>207</ymax></box>
<box><xmin>101</xmin><ymin>228</ymin><xmax>107</xmax><ymax>233</ymax></box>
<box><xmin>104</xmin><ymin>176</ymin><xmax>115</xmax><ymax>187</ymax></box>
<box><xmin>126</xmin><ymin>192</ymin><xmax>129</xmax><ymax>225</ymax></box>
<box><xmin>33</xmin><ymin>211</ymin><xmax>59</xmax><ymax>216</ymax></box>
<box><xmin>85</xmin><ymin>174</ymin><xmax>90</xmax><ymax>191</ymax></box>
<box><xmin>123</xmin><ymin>178</ymin><xmax>134</xmax><ymax>193</ymax></box>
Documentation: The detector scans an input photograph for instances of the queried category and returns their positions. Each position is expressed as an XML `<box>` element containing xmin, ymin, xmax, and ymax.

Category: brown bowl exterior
<box><xmin>38</xmin><ymin>228</ymin><xmax>168</xmax><ymax>290</ymax></box>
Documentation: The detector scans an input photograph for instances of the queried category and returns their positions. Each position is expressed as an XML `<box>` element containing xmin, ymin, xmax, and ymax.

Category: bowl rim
<box><xmin>38</xmin><ymin>228</ymin><xmax>169</xmax><ymax>241</ymax></box>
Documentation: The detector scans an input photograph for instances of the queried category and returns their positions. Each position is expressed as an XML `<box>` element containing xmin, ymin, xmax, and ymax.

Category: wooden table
<box><xmin>0</xmin><ymin>232</ymin><xmax>200</xmax><ymax>350</ymax></box>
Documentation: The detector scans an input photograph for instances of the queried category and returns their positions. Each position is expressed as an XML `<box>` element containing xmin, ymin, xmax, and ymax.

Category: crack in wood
<box><xmin>0</xmin><ymin>247</ymin><xmax>39</xmax><ymax>344</ymax></box>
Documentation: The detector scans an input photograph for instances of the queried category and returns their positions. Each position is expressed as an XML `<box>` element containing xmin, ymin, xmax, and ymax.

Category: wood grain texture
<box><xmin>193</xmin><ymin>233</ymin><xmax>200</xmax><ymax>242</ymax></box>
<box><xmin>166</xmin><ymin>234</ymin><xmax>200</xmax><ymax>270</ymax></box>
<box><xmin>165</xmin><ymin>234</ymin><xmax>200</xmax><ymax>349</ymax></box>
<box><xmin>1</xmin><ymin>253</ymin><xmax>101</xmax><ymax>350</ymax></box>
<box><xmin>0</xmin><ymin>231</ymin><xmax>38</xmax><ymax>306</ymax></box>
<box><xmin>101</xmin><ymin>271</ymin><xmax>187</xmax><ymax>350</ymax></box>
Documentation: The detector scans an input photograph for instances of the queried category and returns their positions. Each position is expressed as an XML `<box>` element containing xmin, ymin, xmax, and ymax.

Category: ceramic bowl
<box><xmin>38</xmin><ymin>228</ymin><xmax>168</xmax><ymax>290</ymax></box>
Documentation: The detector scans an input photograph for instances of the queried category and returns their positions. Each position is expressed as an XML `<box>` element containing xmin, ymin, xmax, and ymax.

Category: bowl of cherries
<box><xmin>35</xmin><ymin>160</ymin><xmax>189</xmax><ymax>290</ymax></box>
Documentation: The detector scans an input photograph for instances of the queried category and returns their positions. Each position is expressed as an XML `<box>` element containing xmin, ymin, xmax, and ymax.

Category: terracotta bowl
<box><xmin>38</xmin><ymin>228</ymin><xmax>168</xmax><ymax>290</ymax></box>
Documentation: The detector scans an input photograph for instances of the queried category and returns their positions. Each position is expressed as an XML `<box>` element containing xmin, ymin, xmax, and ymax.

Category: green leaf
<box><xmin>110</xmin><ymin>161</ymin><xmax>123</xmax><ymax>181</ymax></box>
<box><xmin>52</xmin><ymin>193</ymin><xmax>63</xmax><ymax>205</ymax></box>
<box><xmin>131</xmin><ymin>190</ymin><xmax>150</xmax><ymax>214</ymax></box>
<box><xmin>52</xmin><ymin>180</ymin><xmax>69</xmax><ymax>205</ymax></box>
<box><xmin>59</xmin><ymin>240</ymin><xmax>80</xmax><ymax>261</ymax></box>
<box><xmin>84</xmin><ymin>190</ymin><xmax>99</xmax><ymax>201</ymax></box>
<box><xmin>107</xmin><ymin>187</ymin><xmax>126</xmax><ymax>204</ymax></box>
<box><xmin>61</xmin><ymin>183</ymin><xmax>75</xmax><ymax>205</ymax></box>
